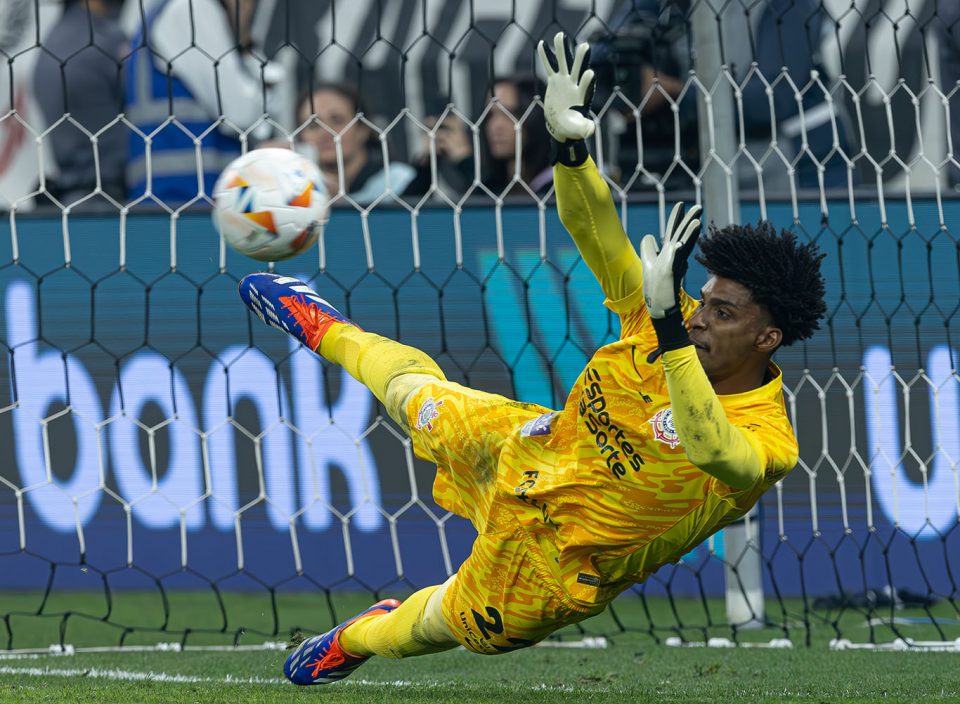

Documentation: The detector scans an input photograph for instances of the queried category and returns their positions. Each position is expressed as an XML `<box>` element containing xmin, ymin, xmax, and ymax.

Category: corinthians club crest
<box><xmin>416</xmin><ymin>397</ymin><xmax>444</xmax><ymax>432</ymax></box>
<box><xmin>649</xmin><ymin>408</ymin><xmax>681</xmax><ymax>449</ymax></box>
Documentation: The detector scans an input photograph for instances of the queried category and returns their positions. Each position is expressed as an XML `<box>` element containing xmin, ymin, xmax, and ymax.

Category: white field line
<box><xmin>0</xmin><ymin>666</ymin><xmax>286</xmax><ymax>685</ymax></box>
<box><xmin>0</xmin><ymin>637</ymin><xmax>605</xmax><ymax>661</ymax></box>
<box><xmin>0</xmin><ymin>665</ymin><xmax>585</xmax><ymax>692</ymax></box>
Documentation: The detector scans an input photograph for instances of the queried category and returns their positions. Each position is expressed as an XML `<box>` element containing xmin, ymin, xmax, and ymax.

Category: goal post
<box><xmin>689</xmin><ymin>0</ymin><xmax>763</xmax><ymax>630</ymax></box>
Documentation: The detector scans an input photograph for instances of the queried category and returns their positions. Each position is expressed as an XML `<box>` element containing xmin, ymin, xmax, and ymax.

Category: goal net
<box><xmin>0</xmin><ymin>0</ymin><xmax>957</xmax><ymax>652</ymax></box>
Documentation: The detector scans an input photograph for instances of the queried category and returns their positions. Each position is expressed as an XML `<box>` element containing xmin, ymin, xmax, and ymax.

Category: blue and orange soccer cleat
<box><xmin>283</xmin><ymin>598</ymin><xmax>401</xmax><ymax>685</ymax></box>
<box><xmin>238</xmin><ymin>272</ymin><xmax>356</xmax><ymax>351</ymax></box>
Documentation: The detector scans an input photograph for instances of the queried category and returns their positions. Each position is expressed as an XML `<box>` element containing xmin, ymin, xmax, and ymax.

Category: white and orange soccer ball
<box><xmin>213</xmin><ymin>148</ymin><xmax>329</xmax><ymax>261</ymax></box>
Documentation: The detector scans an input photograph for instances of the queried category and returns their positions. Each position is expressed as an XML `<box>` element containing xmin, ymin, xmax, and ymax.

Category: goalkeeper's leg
<box><xmin>238</xmin><ymin>273</ymin><xmax>444</xmax><ymax>429</ymax></box>
<box><xmin>283</xmin><ymin>580</ymin><xmax>458</xmax><ymax>685</ymax></box>
<box><xmin>338</xmin><ymin>578</ymin><xmax>457</xmax><ymax>658</ymax></box>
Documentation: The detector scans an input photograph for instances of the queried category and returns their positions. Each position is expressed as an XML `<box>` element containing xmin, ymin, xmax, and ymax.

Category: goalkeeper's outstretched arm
<box><xmin>638</xmin><ymin>197</ymin><xmax>763</xmax><ymax>491</ymax></box>
<box><xmin>554</xmin><ymin>159</ymin><xmax>644</xmax><ymax>304</ymax></box>
<box><xmin>541</xmin><ymin>32</ymin><xmax>762</xmax><ymax>491</ymax></box>
<box><xmin>661</xmin><ymin>347</ymin><xmax>763</xmax><ymax>490</ymax></box>
<box><xmin>539</xmin><ymin>33</ymin><xmax>644</xmax><ymax>303</ymax></box>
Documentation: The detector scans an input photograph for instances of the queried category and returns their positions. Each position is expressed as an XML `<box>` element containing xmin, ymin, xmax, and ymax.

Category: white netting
<box><xmin>0</xmin><ymin>0</ymin><xmax>957</xmax><ymax>650</ymax></box>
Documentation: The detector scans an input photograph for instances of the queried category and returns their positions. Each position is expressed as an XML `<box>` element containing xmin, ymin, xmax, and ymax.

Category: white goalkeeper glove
<box><xmin>640</xmin><ymin>202</ymin><xmax>702</xmax><ymax>319</ymax></box>
<box><xmin>537</xmin><ymin>32</ymin><xmax>596</xmax><ymax>164</ymax></box>
<box><xmin>640</xmin><ymin>202</ymin><xmax>702</xmax><ymax>359</ymax></box>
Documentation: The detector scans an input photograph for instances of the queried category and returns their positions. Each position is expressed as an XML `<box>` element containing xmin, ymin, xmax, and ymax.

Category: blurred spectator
<box><xmin>940</xmin><ymin>3</ymin><xmax>960</xmax><ymax>190</ymax></box>
<box><xmin>294</xmin><ymin>82</ymin><xmax>416</xmax><ymax>205</ymax></box>
<box><xmin>406</xmin><ymin>111</ymin><xmax>475</xmax><ymax>201</ymax></box>
<box><xmin>32</xmin><ymin>0</ymin><xmax>128</xmax><ymax>206</ymax></box>
<box><xmin>124</xmin><ymin>0</ymin><xmax>279</xmax><ymax>206</ymax></box>
<box><xmin>480</xmin><ymin>75</ymin><xmax>552</xmax><ymax>197</ymax></box>
<box><xmin>593</xmin><ymin>0</ymin><xmax>854</xmax><ymax>193</ymax></box>
<box><xmin>408</xmin><ymin>76</ymin><xmax>551</xmax><ymax>200</ymax></box>
<box><xmin>118</xmin><ymin>0</ymin><xmax>165</xmax><ymax>36</ymax></box>
<box><xmin>0</xmin><ymin>0</ymin><xmax>51</xmax><ymax>211</ymax></box>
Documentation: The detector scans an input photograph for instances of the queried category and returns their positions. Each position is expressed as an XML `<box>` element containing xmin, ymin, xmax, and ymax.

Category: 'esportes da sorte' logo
<box><xmin>649</xmin><ymin>408</ymin><xmax>681</xmax><ymax>449</ymax></box>
<box><xmin>416</xmin><ymin>397</ymin><xmax>444</xmax><ymax>432</ymax></box>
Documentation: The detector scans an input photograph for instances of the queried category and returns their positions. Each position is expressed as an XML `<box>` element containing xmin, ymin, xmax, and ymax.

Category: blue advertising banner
<box><xmin>0</xmin><ymin>199</ymin><xmax>957</xmax><ymax>598</ymax></box>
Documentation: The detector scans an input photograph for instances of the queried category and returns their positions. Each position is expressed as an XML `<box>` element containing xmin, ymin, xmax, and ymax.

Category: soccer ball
<box><xmin>213</xmin><ymin>148</ymin><xmax>328</xmax><ymax>261</ymax></box>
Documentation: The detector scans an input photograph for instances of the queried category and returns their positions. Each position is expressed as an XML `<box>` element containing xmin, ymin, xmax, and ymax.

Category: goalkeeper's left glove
<box><xmin>640</xmin><ymin>202</ymin><xmax>702</xmax><ymax>356</ymax></box>
<box><xmin>537</xmin><ymin>31</ymin><xmax>596</xmax><ymax>167</ymax></box>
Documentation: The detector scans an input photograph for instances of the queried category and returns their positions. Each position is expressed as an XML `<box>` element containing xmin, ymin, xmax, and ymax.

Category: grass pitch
<box><xmin>2</xmin><ymin>643</ymin><xmax>959</xmax><ymax>703</ymax></box>
<box><xmin>0</xmin><ymin>590</ymin><xmax>957</xmax><ymax>703</ymax></box>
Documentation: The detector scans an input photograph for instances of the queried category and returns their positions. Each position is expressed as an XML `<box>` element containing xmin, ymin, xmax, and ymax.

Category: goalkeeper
<box><xmin>238</xmin><ymin>31</ymin><xmax>826</xmax><ymax>686</ymax></box>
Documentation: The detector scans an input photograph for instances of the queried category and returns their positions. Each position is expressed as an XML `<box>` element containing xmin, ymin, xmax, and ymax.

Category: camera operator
<box><xmin>590</xmin><ymin>0</ymin><xmax>698</xmax><ymax>192</ymax></box>
<box><xmin>593</xmin><ymin>0</ymin><xmax>854</xmax><ymax>196</ymax></box>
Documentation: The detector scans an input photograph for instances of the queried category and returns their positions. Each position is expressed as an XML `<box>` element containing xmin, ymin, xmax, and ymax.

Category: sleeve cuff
<box><xmin>553</xmin><ymin>155</ymin><xmax>597</xmax><ymax>175</ymax></box>
<box><xmin>551</xmin><ymin>139</ymin><xmax>590</xmax><ymax>167</ymax></box>
<box><xmin>650</xmin><ymin>307</ymin><xmax>691</xmax><ymax>353</ymax></box>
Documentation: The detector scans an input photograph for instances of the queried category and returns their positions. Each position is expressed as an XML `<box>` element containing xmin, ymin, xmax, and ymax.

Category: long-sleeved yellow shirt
<box><xmin>486</xmin><ymin>157</ymin><xmax>799</xmax><ymax>606</ymax></box>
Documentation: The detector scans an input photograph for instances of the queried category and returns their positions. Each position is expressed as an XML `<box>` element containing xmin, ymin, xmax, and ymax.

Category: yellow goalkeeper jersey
<box><xmin>493</xmin><ymin>290</ymin><xmax>798</xmax><ymax>607</ymax></box>
<box><xmin>483</xmin><ymin>159</ymin><xmax>799</xmax><ymax>609</ymax></box>
<box><xmin>410</xmin><ymin>296</ymin><xmax>798</xmax><ymax>651</ymax></box>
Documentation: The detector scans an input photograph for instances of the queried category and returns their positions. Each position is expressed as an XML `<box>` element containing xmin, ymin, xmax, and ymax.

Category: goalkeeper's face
<box><xmin>687</xmin><ymin>276</ymin><xmax>782</xmax><ymax>381</ymax></box>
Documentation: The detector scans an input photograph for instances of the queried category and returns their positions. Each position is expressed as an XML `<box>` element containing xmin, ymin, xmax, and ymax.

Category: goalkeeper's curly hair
<box><xmin>694</xmin><ymin>222</ymin><xmax>826</xmax><ymax>347</ymax></box>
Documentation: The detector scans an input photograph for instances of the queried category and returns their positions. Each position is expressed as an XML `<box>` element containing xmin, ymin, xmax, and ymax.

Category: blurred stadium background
<box><xmin>0</xmin><ymin>0</ymin><xmax>958</xmax><ymax>670</ymax></box>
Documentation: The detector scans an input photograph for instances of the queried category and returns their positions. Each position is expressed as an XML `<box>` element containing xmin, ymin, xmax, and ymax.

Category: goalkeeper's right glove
<box><xmin>640</xmin><ymin>202</ymin><xmax>702</xmax><ymax>361</ymax></box>
<box><xmin>537</xmin><ymin>31</ymin><xmax>596</xmax><ymax>167</ymax></box>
